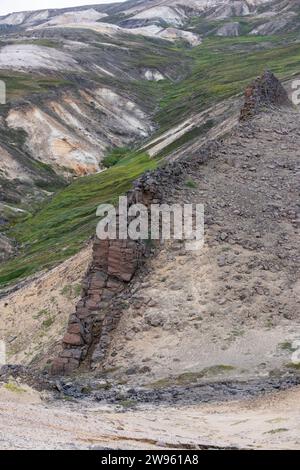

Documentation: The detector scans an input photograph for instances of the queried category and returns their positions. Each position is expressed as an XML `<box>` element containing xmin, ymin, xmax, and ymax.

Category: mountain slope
<box><xmin>0</xmin><ymin>0</ymin><xmax>300</xmax><ymax>347</ymax></box>
<box><xmin>0</xmin><ymin>18</ymin><xmax>188</xmax><ymax>225</ymax></box>
<box><xmin>102</xmin><ymin>104</ymin><xmax>299</xmax><ymax>385</ymax></box>
<box><xmin>0</xmin><ymin>78</ymin><xmax>299</xmax><ymax>393</ymax></box>
<box><xmin>1</xmin><ymin>30</ymin><xmax>300</xmax><ymax>287</ymax></box>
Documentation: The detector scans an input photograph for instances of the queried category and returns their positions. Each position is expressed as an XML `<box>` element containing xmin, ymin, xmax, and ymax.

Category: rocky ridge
<box><xmin>240</xmin><ymin>70</ymin><xmax>290</xmax><ymax>121</ymax></box>
<box><xmin>52</xmin><ymin>72</ymin><xmax>299</xmax><ymax>378</ymax></box>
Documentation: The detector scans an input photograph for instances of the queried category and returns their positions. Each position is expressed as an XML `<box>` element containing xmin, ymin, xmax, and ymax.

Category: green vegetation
<box><xmin>41</xmin><ymin>317</ymin><xmax>55</xmax><ymax>329</ymax></box>
<box><xmin>102</xmin><ymin>147</ymin><xmax>131</xmax><ymax>168</ymax></box>
<box><xmin>119</xmin><ymin>399</ymin><xmax>136</xmax><ymax>409</ymax></box>
<box><xmin>187</xmin><ymin>15</ymin><xmax>266</xmax><ymax>37</ymax></box>
<box><xmin>285</xmin><ymin>363</ymin><xmax>300</xmax><ymax>370</ymax></box>
<box><xmin>155</xmin><ymin>121</ymin><xmax>214</xmax><ymax>159</ymax></box>
<box><xmin>33</xmin><ymin>309</ymin><xmax>50</xmax><ymax>320</ymax></box>
<box><xmin>61</xmin><ymin>284</ymin><xmax>82</xmax><ymax>299</ymax></box>
<box><xmin>0</xmin><ymin>71</ymin><xmax>72</xmax><ymax>101</ymax></box>
<box><xmin>127</xmin><ymin>35</ymin><xmax>190</xmax><ymax>73</ymax></box>
<box><xmin>0</xmin><ymin>151</ymin><xmax>156</xmax><ymax>287</ymax></box>
<box><xmin>0</xmin><ymin>203</ymin><xmax>28</xmax><ymax>224</ymax></box>
<box><xmin>156</xmin><ymin>35</ymin><xmax>300</xmax><ymax>130</ymax></box>
<box><xmin>16</xmin><ymin>39</ymin><xmax>61</xmax><ymax>48</ymax></box>
<box><xmin>33</xmin><ymin>308</ymin><xmax>54</xmax><ymax>328</ymax></box>
<box><xmin>279</xmin><ymin>341</ymin><xmax>297</xmax><ymax>352</ymax></box>
<box><xmin>3</xmin><ymin>382</ymin><xmax>26</xmax><ymax>393</ymax></box>
<box><xmin>264</xmin><ymin>428</ymin><xmax>289</xmax><ymax>435</ymax></box>
<box><xmin>185</xmin><ymin>179</ymin><xmax>197</xmax><ymax>189</ymax></box>
<box><xmin>1</xmin><ymin>33</ymin><xmax>300</xmax><ymax>288</ymax></box>
<box><xmin>150</xmin><ymin>365</ymin><xmax>236</xmax><ymax>388</ymax></box>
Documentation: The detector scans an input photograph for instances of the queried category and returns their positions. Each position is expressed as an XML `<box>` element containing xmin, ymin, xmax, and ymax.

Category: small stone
<box><xmin>220</xmin><ymin>232</ymin><xmax>228</xmax><ymax>241</ymax></box>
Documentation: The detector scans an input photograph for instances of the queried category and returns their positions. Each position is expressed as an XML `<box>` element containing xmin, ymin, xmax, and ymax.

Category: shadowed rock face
<box><xmin>51</xmin><ymin>210</ymin><xmax>145</xmax><ymax>374</ymax></box>
<box><xmin>240</xmin><ymin>70</ymin><xmax>290</xmax><ymax>121</ymax></box>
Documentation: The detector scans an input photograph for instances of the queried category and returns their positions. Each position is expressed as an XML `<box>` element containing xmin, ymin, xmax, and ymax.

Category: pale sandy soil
<box><xmin>0</xmin><ymin>385</ymin><xmax>299</xmax><ymax>450</ymax></box>
<box><xmin>0</xmin><ymin>45</ymin><xmax>79</xmax><ymax>72</ymax></box>
<box><xmin>0</xmin><ymin>246</ymin><xmax>91</xmax><ymax>367</ymax></box>
<box><xmin>38</xmin><ymin>22</ymin><xmax>201</xmax><ymax>46</ymax></box>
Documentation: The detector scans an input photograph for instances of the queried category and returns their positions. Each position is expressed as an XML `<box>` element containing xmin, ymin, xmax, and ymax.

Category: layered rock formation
<box><xmin>51</xmin><ymin>163</ymin><xmax>188</xmax><ymax>375</ymax></box>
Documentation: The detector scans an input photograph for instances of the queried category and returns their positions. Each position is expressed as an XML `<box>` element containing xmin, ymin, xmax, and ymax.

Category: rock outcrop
<box><xmin>216</xmin><ymin>22</ymin><xmax>240</xmax><ymax>37</ymax></box>
<box><xmin>51</xmin><ymin>163</ymin><xmax>189</xmax><ymax>375</ymax></box>
<box><xmin>240</xmin><ymin>70</ymin><xmax>290</xmax><ymax>121</ymax></box>
<box><xmin>0</xmin><ymin>234</ymin><xmax>15</xmax><ymax>261</ymax></box>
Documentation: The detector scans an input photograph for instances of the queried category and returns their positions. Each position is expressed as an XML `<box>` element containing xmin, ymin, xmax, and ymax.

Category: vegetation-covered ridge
<box><xmin>156</xmin><ymin>35</ymin><xmax>300</xmax><ymax>130</ymax></box>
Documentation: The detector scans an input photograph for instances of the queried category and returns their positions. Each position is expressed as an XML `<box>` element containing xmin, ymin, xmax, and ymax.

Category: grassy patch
<box><xmin>102</xmin><ymin>147</ymin><xmax>131</xmax><ymax>168</ymax></box>
<box><xmin>33</xmin><ymin>309</ymin><xmax>50</xmax><ymax>320</ymax></box>
<box><xmin>0</xmin><ymin>71</ymin><xmax>72</xmax><ymax>102</ymax></box>
<box><xmin>156</xmin><ymin>35</ymin><xmax>300</xmax><ymax>130</ymax></box>
<box><xmin>185</xmin><ymin>179</ymin><xmax>197</xmax><ymax>189</ymax></box>
<box><xmin>15</xmin><ymin>39</ymin><xmax>60</xmax><ymax>48</ymax></box>
<box><xmin>150</xmin><ymin>365</ymin><xmax>235</xmax><ymax>388</ymax></box>
<box><xmin>41</xmin><ymin>317</ymin><xmax>55</xmax><ymax>329</ymax></box>
<box><xmin>155</xmin><ymin>121</ymin><xmax>214</xmax><ymax>159</ymax></box>
<box><xmin>285</xmin><ymin>363</ymin><xmax>300</xmax><ymax>370</ymax></box>
<box><xmin>4</xmin><ymin>382</ymin><xmax>26</xmax><ymax>393</ymax></box>
<box><xmin>264</xmin><ymin>428</ymin><xmax>289</xmax><ymax>435</ymax></box>
<box><xmin>279</xmin><ymin>341</ymin><xmax>297</xmax><ymax>352</ymax></box>
<box><xmin>61</xmin><ymin>284</ymin><xmax>82</xmax><ymax>299</ymax></box>
<box><xmin>0</xmin><ymin>151</ymin><xmax>157</xmax><ymax>287</ymax></box>
<box><xmin>119</xmin><ymin>399</ymin><xmax>136</xmax><ymax>409</ymax></box>
<box><xmin>33</xmin><ymin>308</ymin><xmax>54</xmax><ymax>328</ymax></box>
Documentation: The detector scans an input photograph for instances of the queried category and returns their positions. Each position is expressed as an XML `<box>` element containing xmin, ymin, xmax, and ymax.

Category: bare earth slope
<box><xmin>103</xmin><ymin>105</ymin><xmax>300</xmax><ymax>385</ymax></box>
<box><xmin>0</xmin><ymin>246</ymin><xmax>91</xmax><ymax>366</ymax></box>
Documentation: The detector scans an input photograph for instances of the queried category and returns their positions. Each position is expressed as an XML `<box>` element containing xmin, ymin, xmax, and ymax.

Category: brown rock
<box><xmin>51</xmin><ymin>357</ymin><xmax>68</xmax><ymax>375</ymax></box>
<box><xmin>67</xmin><ymin>323</ymin><xmax>82</xmax><ymax>335</ymax></box>
<box><xmin>63</xmin><ymin>333</ymin><xmax>83</xmax><ymax>346</ymax></box>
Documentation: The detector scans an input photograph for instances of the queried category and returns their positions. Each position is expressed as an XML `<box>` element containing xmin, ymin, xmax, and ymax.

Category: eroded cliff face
<box><xmin>6</xmin><ymin>88</ymin><xmax>152</xmax><ymax>177</ymax></box>
<box><xmin>0</xmin><ymin>1</ymin><xmax>272</xmax><ymax>30</ymax></box>
<box><xmin>0</xmin><ymin>40</ymin><xmax>156</xmax><ymax>225</ymax></box>
<box><xmin>0</xmin><ymin>3</ymin><xmax>187</xmax><ymax>224</ymax></box>
<box><xmin>51</xmin><ymin>160</ymin><xmax>189</xmax><ymax>374</ymax></box>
